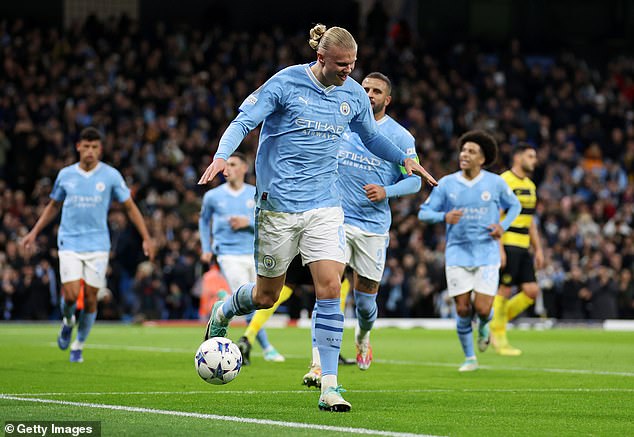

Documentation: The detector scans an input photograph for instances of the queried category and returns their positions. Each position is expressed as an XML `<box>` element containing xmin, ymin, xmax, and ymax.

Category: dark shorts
<box><xmin>284</xmin><ymin>255</ymin><xmax>313</xmax><ymax>287</ymax></box>
<box><xmin>500</xmin><ymin>245</ymin><xmax>536</xmax><ymax>286</ymax></box>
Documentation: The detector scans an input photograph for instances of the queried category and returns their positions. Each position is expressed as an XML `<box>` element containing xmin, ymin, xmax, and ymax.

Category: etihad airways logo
<box><xmin>458</xmin><ymin>206</ymin><xmax>489</xmax><ymax>220</ymax></box>
<box><xmin>66</xmin><ymin>194</ymin><xmax>103</xmax><ymax>208</ymax></box>
<box><xmin>295</xmin><ymin>118</ymin><xmax>345</xmax><ymax>140</ymax></box>
<box><xmin>338</xmin><ymin>150</ymin><xmax>382</xmax><ymax>171</ymax></box>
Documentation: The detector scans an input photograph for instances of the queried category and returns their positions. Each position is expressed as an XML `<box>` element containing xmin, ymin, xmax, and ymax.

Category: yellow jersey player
<box><xmin>491</xmin><ymin>143</ymin><xmax>544</xmax><ymax>356</ymax></box>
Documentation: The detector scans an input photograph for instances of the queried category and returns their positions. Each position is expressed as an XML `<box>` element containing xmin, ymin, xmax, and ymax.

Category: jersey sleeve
<box><xmin>418</xmin><ymin>180</ymin><xmax>447</xmax><ymax>223</ymax></box>
<box><xmin>397</xmin><ymin>130</ymin><xmax>418</xmax><ymax>175</ymax></box>
<box><xmin>111</xmin><ymin>169</ymin><xmax>131</xmax><ymax>202</ymax></box>
<box><xmin>215</xmin><ymin>74</ymin><xmax>285</xmax><ymax>160</ymax></box>
<box><xmin>348</xmin><ymin>89</ymin><xmax>407</xmax><ymax>164</ymax></box>
<box><xmin>50</xmin><ymin>171</ymin><xmax>66</xmax><ymax>202</ymax></box>
<box><xmin>384</xmin><ymin>125</ymin><xmax>420</xmax><ymax>196</ymax></box>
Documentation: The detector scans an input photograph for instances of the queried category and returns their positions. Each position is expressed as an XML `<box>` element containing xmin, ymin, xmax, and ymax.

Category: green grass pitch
<box><xmin>1</xmin><ymin>324</ymin><xmax>633</xmax><ymax>436</ymax></box>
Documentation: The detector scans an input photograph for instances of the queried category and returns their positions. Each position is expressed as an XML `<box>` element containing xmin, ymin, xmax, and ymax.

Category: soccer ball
<box><xmin>195</xmin><ymin>337</ymin><xmax>243</xmax><ymax>385</ymax></box>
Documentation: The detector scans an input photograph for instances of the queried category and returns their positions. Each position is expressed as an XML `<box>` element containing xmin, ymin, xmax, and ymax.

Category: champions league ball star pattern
<box><xmin>195</xmin><ymin>337</ymin><xmax>243</xmax><ymax>385</ymax></box>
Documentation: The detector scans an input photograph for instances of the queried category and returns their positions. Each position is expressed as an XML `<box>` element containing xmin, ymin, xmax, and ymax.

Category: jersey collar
<box><xmin>305</xmin><ymin>62</ymin><xmax>336</xmax><ymax>94</ymax></box>
<box><xmin>223</xmin><ymin>184</ymin><xmax>246</xmax><ymax>197</ymax></box>
<box><xmin>376</xmin><ymin>115</ymin><xmax>390</xmax><ymax>126</ymax></box>
<box><xmin>74</xmin><ymin>162</ymin><xmax>102</xmax><ymax>178</ymax></box>
<box><xmin>457</xmin><ymin>170</ymin><xmax>484</xmax><ymax>187</ymax></box>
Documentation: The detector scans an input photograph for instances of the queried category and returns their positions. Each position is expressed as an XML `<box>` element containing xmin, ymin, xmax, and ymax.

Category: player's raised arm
<box><xmin>350</xmin><ymin>106</ymin><xmax>437</xmax><ymax>186</ymax></box>
<box><xmin>199</xmin><ymin>76</ymin><xmax>284</xmax><ymax>185</ymax></box>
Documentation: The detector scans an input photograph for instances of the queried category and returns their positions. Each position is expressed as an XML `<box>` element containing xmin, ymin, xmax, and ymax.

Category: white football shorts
<box><xmin>216</xmin><ymin>254</ymin><xmax>257</xmax><ymax>293</ymax></box>
<box><xmin>445</xmin><ymin>264</ymin><xmax>500</xmax><ymax>297</ymax></box>
<box><xmin>255</xmin><ymin>206</ymin><xmax>346</xmax><ymax>277</ymax></box>
<box><xmin>58</xmin><ymin>251</ymin><xmax>110</xmax><ymax>288</ymax></box>
<box><xmin>343</xmin><ymin>223</ymin><xmax>389</xmax><ymax>282</ymax></box>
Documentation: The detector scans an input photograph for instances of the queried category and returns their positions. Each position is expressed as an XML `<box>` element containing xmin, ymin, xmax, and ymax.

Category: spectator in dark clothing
<box><xmin>1</xmin><ymin>266</ymin><xmax>19</xmax><ymax>320</ymax></box>
<box><xmin>16</xmin><ymin>264</ymin><xmax>51</xmax><ymax>320</ymax></box>
<box><xmin>587</xmin><ymin>266</ymin><xmax>619</xmax><ymax>320</ymax></box>
<box><xmin>2</xmin><ymin>16</ymin><xmax>634</xmax><ymax>321</ymax></box>
<box><xmin>133</xmin><ymin>261</ymin><xmax>166</xmax><ymax>320</ymax></box>
<box><xmin>617</xmin><ymin>268</ymin><xmax>634</xmax><ymax>319</ymax></box>
<box><xmin>560</xmin><ymin>265</ymin><xmax>589</xmax><ymax>319</ymax></box>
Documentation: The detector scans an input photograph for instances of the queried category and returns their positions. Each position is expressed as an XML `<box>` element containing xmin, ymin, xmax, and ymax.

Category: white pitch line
<box><xmin>0</xmin><ymin>395</ymin><xmax>440</xmax><ymax>437</ymax></box>
<box><xmin>4</xmin><ymin>388</ymin><xmax>634</xmax><ymax>397</ymax></box>
<box><xmin>376</xmin><ymin>359</ymin><xmax>634</xmax><ymax>377</ymax></box>
<box><xmin>47</xmin><ymin>342</ymin><xmax>193</xmax><ymax>353</ymax></box>
<box><xmin>44</xmin><ymin>343</ymin><xmax>634</xmax><ymax>378</ymax></box>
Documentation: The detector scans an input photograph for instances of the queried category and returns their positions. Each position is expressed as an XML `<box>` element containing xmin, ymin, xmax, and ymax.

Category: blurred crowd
<box><xmin>1</xmin><ymin>15</ymin><xmax>633</xmax><ymax>322</ymax></box>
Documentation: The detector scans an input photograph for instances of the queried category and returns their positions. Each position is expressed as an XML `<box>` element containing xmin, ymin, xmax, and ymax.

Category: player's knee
<box><xmin>316</xmin><ymin>277</ymin><xmax>342</xmax><ymax>299</ymax></box>
<box><xmin>355</xmin><ymin>276</ymin><xmax>379</xmax><ymax>294</ymax></box>
<box><xmin>497</xmin><ymin>285</ymin><xmax>512</xmax><ymax>298</ymax></box>
<box><xmin>456</xmin><ymin>304</ymin><xmax>471</xmax><ymax>318</ymax></box>
<box><xmin>84</xmin><ymin>300</ymin><xmax>98</xmax><ymax>312</ymax></box>
<box><xmin>475</xmin><ymin>305</ymin><xmax>491</xmax><ymax>319</ymax></box>
<box><xmin>83</xmin><ymin>289</ymin><xmax>99</xmax><ymax>312</ymax></box>
<box><xmin>523</xmin><ymin>284</ymin><xmax>540</xmax><ymax>299</ymax></box>
<box><xmin>62</xmin><ymin>292</ymin><xmax>79</xmax><ymax>303</ymax></box>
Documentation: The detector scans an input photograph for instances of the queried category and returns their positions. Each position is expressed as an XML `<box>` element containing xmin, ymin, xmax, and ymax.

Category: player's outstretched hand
<box><xmin>445</xmin><ymin>209</ymin><xmax>463</xmax><ymax>224</ymax></box>
<box><xmin>488</xmin><ymin>223</ymin><xmax>504</xmax><ymax>239</ymax></box>
<box><xmin>403</xmin><ymin>158</ymin><xmax>438</xmax><ymax>186</ymax></box>
<box><xmin>229</xmin><ymin>216</ymin><xmax>250</xmax><ymax>230</ymax></box>
<box><xmin>143</xmin><ymin>238</ymin><xmax>156</xmax><ymax>261</ymax></box>
<box><xmin>198</xmin><ymin>158</ymin><xmax>227</xmax><ymax>185</ymax></box>
<box><xmin>364</xmin><ymin>184</ymin><xmax>387</xmax><ymax>202</ymax></box>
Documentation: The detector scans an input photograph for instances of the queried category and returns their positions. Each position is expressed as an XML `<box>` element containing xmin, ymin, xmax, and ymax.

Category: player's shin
<box><xmin>353</xmin><ymin>289</ymin><xmax>377</xmax><ymax>342</ymax></box>
<box><xmin>60</xmin><ymin>299</ymin><xmax>77</xmax><ymax>326</ymax></box>
<box><xmin>479</xmin><ymin>307</ymin><xmax>493</xmax><ymax>327</ymax></box>
<box><xmin>506</xmin><ymin>291</ymin><xmax>535</xmax><ymax>321</ymax></box>
<box><xmin>244</xmin><ymin>285</ymin><xmax>293</xmax><ymax>344</ymax></box>
<box><xmin>456</xmin><ymin>314</ymin><xmax>475</xmax><ymax>359</ymax></box>
<box><xmin>221</xmin><ymin>282</ymin><xmax>256</xmax><ymax>320</ymax></box>
<box><xmin>313</xmin><ymin>298</ymin><xmax>344</xmax><ymax>391</ymax></box>
<box><xmin>491</xmin><ymin>294</ymin><xmax>508</xmax><ymax>334</ymax></box>
<box><xmin>74</xmin><ymin>310</ymin><xmax>97</xmax><ymax>349</ymax></box>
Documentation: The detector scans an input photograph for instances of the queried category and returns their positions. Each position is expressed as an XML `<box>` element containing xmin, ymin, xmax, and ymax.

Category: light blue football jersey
<box><xmin>199</xmin><ymin>184</ymin><xmax>256</xmax><ymax>256</ymax></box>
<box><xmin>418</xmin><ymin>170</ymin><xmax>521</xmax><ymax>267</ymax></box>
<box><xmin>50</xmin><ymin>162</ymin><xmax>130</xmax><ymax>252</ymax></box>
<box><xmin>214</xmin><ymin>63</ymin><xmax>408</xmax><ymax>213</ymax></box>
<box><xmin>337</xmin><ymin>115</ymin><xmax>419</xmax><ymax>234</ymax></box>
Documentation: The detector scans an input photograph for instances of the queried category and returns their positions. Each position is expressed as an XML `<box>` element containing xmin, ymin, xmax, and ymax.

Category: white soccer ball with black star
<box><xmin>195</xmin><ymin>337</ymin><xmax>243</xmax><ymax>385</ymax></box>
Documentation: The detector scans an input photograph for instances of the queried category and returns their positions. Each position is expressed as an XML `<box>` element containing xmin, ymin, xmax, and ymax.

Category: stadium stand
<box><xmin>1</xmin><ymin>16</ymin><xmax>633</xmax><ymax>321</ymax></box>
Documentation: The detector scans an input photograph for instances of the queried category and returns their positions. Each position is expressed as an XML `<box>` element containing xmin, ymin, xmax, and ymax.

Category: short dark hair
<box><xmin>458</xmin><ymin>130</ymin><xmax>498</xmax><ymax>167</ymax></box>
<box><xmin>79</xmin><ymin>127</ymin><xmax>103</xmax><ymax>142</ymax></box>
<box><xmin>512</xmin><ymin>142</ymin><xmax>536</xmax><ymax>157</ymax></box>
<box><xmin>364</xmin><ymin>72</ymin><xmax>392</xmax><ymax>95</ymax></box>
<box><xmin>230</xmin><ymin>152</ymin><xmax>248</xmax><ymax>163</ymax></box>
